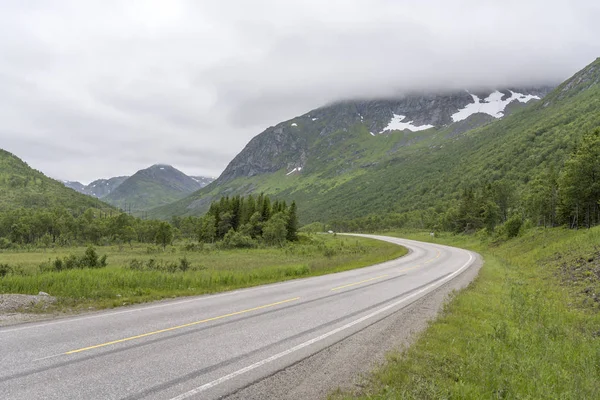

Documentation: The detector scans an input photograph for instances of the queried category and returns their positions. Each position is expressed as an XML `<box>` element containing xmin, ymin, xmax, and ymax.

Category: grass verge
<box><xmin>334</xmin><ymin>227</ymin><xmax>600</xmax><ymax>399</ymax></box>
<box><xmin>0</xmin><ymin>234</ymin><xmax>406</xmax><ymax>311</ymax></box>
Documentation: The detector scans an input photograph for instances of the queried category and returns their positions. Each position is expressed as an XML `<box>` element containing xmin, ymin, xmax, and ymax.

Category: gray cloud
<box><xmin>0</xmin><ymin>0</ymin><xmax>598</xmax><ymax>183</ymax></box>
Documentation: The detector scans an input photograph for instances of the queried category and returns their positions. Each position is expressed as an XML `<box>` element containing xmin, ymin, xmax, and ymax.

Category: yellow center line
<box><xmin>330</xmin><ymin>275</ymin><xmax>389</xmax><ymax>291</ymax></box>
<box><xmin>65</xmin><ymin>297</ymin><xmax>300</xmax><ymax>355</ymax></box>
<box><xmin>424</xmin><ymin>250</ymin><xmax>442</xmax><ymax>264</ymax></box>
<box><xmin>330</xmin><ymin>251</ymin><xmax>442</xmax><ymax>292</ymax></box>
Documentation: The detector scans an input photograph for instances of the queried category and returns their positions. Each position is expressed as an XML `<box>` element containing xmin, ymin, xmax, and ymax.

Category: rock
<box><xmin>38</xmin><ymin>291</ymin><xmax>50</xmax><ymax>296</ymax></box>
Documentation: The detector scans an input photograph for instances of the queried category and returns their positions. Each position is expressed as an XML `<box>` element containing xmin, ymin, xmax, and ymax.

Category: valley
<box><xmin>1</xmin><ymin>4</ymin><xmax>599</xmax><ymax>398</ymax></box>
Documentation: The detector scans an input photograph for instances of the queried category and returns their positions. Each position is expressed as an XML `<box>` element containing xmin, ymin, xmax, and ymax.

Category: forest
<box><xmin>0</xmin><ymin>194</ymin><xmax>299</xmax><ymax>250</ymax></box>
<box><xmin>330</xmin><ymin>129</ymin><xmax>600</xmax><ymax>236</ymax></box>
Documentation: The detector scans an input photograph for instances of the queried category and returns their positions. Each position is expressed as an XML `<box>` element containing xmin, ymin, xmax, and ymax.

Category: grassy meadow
<box><xmin>334</xmin><ymin>227</ymin><xmax>600</xmax><ymax>399</ymax></box>
<box><xmin>0</xmin><ymin>234</ymin><xmax>406</xmax><ymax>311</ymax></box>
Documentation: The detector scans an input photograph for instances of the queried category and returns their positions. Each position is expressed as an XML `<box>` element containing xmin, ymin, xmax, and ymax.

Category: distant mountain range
<box><xmin>63</xmin><ymin>176</ymin><xmax>129</xmax><ymax>198</ymax></box>
<box><xmin>62</xmin><ymin>166</ymin><xmax>214</xmax><ymax>212</ymax></box>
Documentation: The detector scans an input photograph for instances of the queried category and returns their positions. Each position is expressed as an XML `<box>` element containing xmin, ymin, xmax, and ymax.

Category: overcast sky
<box><xmin>1</xmin><ymin>0</ymin><xmax>598</xmax><ymax>183</ymax></box>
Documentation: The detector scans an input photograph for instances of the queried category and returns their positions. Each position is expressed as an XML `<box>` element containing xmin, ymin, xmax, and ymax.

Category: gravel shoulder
<box><xmin>224</xmin><ymin>253</ymin><xmax>483</xmax><ymax>400</ymax></box>
<box><xmin>0</xmin><ymin>293</ymin><xmax>59</xmax><ymax>326</ymax></box>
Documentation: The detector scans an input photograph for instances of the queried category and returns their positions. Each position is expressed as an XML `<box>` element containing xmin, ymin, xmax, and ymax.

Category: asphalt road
<box><xmin>0</xmin><ymin>234</ymin><xmax>477</xmax><ymax>400</ymax></box>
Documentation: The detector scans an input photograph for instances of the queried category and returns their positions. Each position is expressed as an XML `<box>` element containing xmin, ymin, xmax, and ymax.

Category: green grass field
<box><xmin>0</xmin><ymin>234</ymin><xmax>406</xmax><ymax>311</ymax></box>
<box><xmin>334</xmin><ymin>227</ymin><xmax>600</xmax><ymax>399</ymax></box>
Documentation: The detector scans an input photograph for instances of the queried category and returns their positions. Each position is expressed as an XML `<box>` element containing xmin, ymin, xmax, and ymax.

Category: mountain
<box><xmin>190</xmin><ymin>176</ymin><xmax>215</xmax><ymax>188</ymax></box>
<box><xmin>63</xmin><ymin>180</ymin><xmax>87</xmax><ymax>193</ymax></box>
<box><xmin>152</xmin><ymin>58</ymin><xmax>599</xmax><ymax>226</ymax></box>
<box><xmin>63</xmin><ymin>176</ymin><xmax>129</xmax><ymax>198</ymax></box>
<box><xmin>102</xmin><ymin>164</ymin><xmax>206</xmax><ymax>211</ymax></box>
<box><xmin>0</xmin><ymin>149</ymin><xmax>112</xmax><ymax>212</ymax></box>
<box><xmin>214</xmin><ymin>87</ymin><xmax>552</xmax><ymax>185</ymax></box>
<box><xmin>150</xmin><ymin>84</ymin><xmax>555</xmax><ymax>220</ymax></box>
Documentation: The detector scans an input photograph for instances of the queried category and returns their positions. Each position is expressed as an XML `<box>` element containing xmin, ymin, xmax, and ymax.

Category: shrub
<box><xmin>81</xmin><ymin>246</ymin><xmax>99</xmax><ymax>268</ymax></box>
<box><xmin>0</xmin><ymin>237</ymin><xmax>13</xmax><ymax>249</ymax></box>
<box><xmin>222</xmin><ymin>229</ymin><xmax>257</xmax><ymax>249</ymax></box>
<box><xmin>182</xmin><ymin>242</ymin><xmax>204</xmax><ymax>252</ymax></box>
<box><xmin>128</xmin><ymin>258</ymin><xmax>144</xmax><ymax>271</ymax></box>
<box><xmin>53</xmin><ymin>258</ymin><xmax>64</xmax><ymax>271</ymax></box>
<box><xmin>179</xmin><ymin>256</ymin><xmax>190</xmax><ymax>272</ymax></box>
<box><xmin>323</xmin><ymin>246</ymin><xmax>336</xmax><ymax>258</ymax></box>
<box><xmin>504</xmin><ymin>214</ymin><xmax>523</xmax><ymax>238</ymax></box>
<box><xmin>41</xmin><ymin>247</ymin><xmax>109</xmax><ymax>272</ymax></box>
<box><xmin>0</xmin><ymin>263</ymin><xmax>12</xmax><ymax>277</ymax></box>
<box><xmin>127</xmin><ymin>257</ymin><xmax>194</xmax><ymax>273</ymax></box>
<box><xmin>64</xmin><ymin>254</ymin><xmax>80</xmax><ymax>269</ymax></box>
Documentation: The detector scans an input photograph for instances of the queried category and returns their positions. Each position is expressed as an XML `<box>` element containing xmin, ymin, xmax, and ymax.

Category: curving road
<box><xmin>0</xmin><ymin>235</ymin><xmax>478</xmax><ymax>400</ymax></box>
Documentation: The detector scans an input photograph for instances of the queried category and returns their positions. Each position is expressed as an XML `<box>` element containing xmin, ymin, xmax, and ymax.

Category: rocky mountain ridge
<box><xmin>63</xmin><ymin>176</ymin><xmax>128</xmax><ymax>198</ymax></box>
<box><xmin>217</xmin><ymin>86</ymin><xmax>552</xmax><ymax>184</ymax></box>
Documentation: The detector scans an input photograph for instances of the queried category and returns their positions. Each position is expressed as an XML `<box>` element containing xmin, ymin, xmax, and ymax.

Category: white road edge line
<box><xmin>169</xmin><ymin>250</ymin><xmax>475</xmax><ymax>400</ymax></box>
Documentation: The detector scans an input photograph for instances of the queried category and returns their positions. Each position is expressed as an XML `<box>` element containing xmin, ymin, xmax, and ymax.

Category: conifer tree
<box><xmin>286</xmin><ymin>201</ymin><xmax>299</xmax><ymax>241</ymax></box>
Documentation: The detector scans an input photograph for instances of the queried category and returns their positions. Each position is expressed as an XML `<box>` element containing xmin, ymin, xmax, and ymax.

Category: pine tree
<box><xmin>286</xmin><ymin>201</ymin><xmax>299</xmax><ymax>241</ymax></box>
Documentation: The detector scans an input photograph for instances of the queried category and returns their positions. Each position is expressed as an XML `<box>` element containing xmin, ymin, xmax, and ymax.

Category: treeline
<box><xmin>331</xmin><ymin>129</ymin><xmax>600</xmax><ymax>235</ymax></box>
<box><xmin>0</xmin><ymin>194</ymin><xmax>298</xmax><ymax>249</ymax></box>
<box><xmin>171</xmin><ymin>194</ymin><xmax>299</xmax><ymax>247</ymax></box>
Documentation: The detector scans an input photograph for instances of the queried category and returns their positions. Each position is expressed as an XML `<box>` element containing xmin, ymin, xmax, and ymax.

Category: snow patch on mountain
<box><xmin>286</xmin><ymin>167</ymin><xmax>302</xmax><ymax>176</ymax></box>
<box><xmin>451</xmin><ymin>90</ymin><xmax>540</xmax><ymax>122</ymax></box>
<box><xmin>380</xmin><ymin>114</ymin><xmax>434</xmax><ymax>133</ymax></box>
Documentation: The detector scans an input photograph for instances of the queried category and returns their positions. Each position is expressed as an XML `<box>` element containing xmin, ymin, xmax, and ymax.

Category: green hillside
<box><xmin>0</xmin><ymin>149</ymin><xmax>111</xmax><ymax>212</ymax></box>
<box><xmin>103</xmin><ymin>164</ymin><xmax>203</xmax><ymax>212</ymax></box>
<box><xmin>151</xmin><ymin>59</ymin><xmax>599</xmax><ymax>226</ymax></box>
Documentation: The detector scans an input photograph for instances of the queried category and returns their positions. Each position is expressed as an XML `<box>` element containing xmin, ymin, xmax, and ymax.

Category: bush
<box><xmin>128</xmin><ymin>258</ymin><xmax>144</xmax><ymax>271</ymax></box>
<box><xmin>182</xmin><ymin>242</ymin><xmax>204</xmax><ymax>252</ymax></box>
<box><xmin>504</xmin><ymin>214</ymin><xmax>523</xmax><ymax>238</ymax></box>
<box><xmin>64</xmin><ymin>254</ymin><xmax>80</xmax><ymax>269</ymax></box>
<box><xmin>323</xmin><ymin>246</ymin><xmax>337</xmax><ymax>258</ymax></box>
<box><xmin>53</xmin><ymin>258</ymin><xmax>64</xmax><ymax>271</ymax></box>
<box><xmin>41</xmin><ymin>247</ymin><xmax>109</xmax><ymax>272</ymax></box>
<box><xmin>0</xmin><ymin>263</ymin><xmax>12</xmax><ymax>277</ymax></box>
<box><xmin>0</xmin><ymin>237</ymin><xmax>13</xmax><ymax>249</ymax></box>
<box><xmin>81</xmin><ymin>246</ymin><xmax>99</xmax><ymax>268</ymax></box>
<box><xmin>127</xmin><ymin>257</ymin><xmax>194</xmax><ymax>273</ymax></box>
<box><xmin>222</xmin><ymin>229</ymin><xmax>257</xmax><ymax>249</ymax></box>
<box><xmin>179</xmin><ymin>256</ymin><xmax>190</xmax><ymax>272</ymax></box>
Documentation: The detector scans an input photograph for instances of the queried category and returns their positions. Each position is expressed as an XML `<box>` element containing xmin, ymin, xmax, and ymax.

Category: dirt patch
<box><xmin>0</xmin><ymin>293</ymin><xmax>58</xmax><ymax>326</ymax></box>
<box><xmin>552</xmin><ymin>248</ymin><xmax>600</xmax><ymax>310</ymax></box>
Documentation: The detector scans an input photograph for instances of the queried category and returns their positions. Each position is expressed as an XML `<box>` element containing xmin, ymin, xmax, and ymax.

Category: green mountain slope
<box><xmin>0</xmin><ymin>149</ymin><xmax>111</xmax><ymax>212</ymax></box>
<box><xmin>103</xmin><ymin>164</ymin><xmax>203</xmax><ymax>211</ymax></box>
<box><xmin>151</xmin><ymin>60</ymin><xmax>597</xmax><ymax>224</ymax></box>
